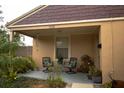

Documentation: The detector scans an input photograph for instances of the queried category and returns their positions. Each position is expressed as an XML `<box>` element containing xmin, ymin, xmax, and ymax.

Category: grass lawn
<box><xmin>0</xmin><ymin>76</ymin><xmax>66</xmax><ymax>88</ymax></box>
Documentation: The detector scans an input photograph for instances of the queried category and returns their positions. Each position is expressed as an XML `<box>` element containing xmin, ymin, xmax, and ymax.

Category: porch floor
<box><xmin>21</xmin><ymin>70</ymin><xmax>93</xmax><ymax>84</ymax></box>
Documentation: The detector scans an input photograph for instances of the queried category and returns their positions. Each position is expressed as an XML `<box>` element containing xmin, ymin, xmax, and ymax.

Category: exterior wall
<box><xmin>100</xmin><ymin>22</ymin><xmax>113</xmax><ymax>83</ymax></box>
<box><xmin>32</xmin><ymin>34</ymin><xmax>99</xmax><ymax>69</ymax></box>
<box><xmin>93</xmin><ymin>34</ymin><xmax>100</xmax><ymax>69</ymax></box>
<box><xmin>71</xmin><ymin>34</ymin><xmax>99</xmax><ymax>67</ymax></box>
<box><xmin>32</xmin><ymin>36</ymin><xmax>54</xmax><ymax>68</ymax></box>
<box><xmin>112</xmin><ymin>21</ymin><xmax>124</xmax><ymax>81</ymax></box>
<box><xmin>100</xmin><ymin>20</ymin><xmax>124</xmax><ymax>83</ymax></box>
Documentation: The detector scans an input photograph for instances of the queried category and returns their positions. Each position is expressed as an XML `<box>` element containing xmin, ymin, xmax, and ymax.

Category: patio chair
<box><xmin>42</xmin><ymin>57</ymin><xmax>53</xmax><ymax>73</ymax></box>
<box><xmin>57</xmin><ymin>56</ymin><xmax>64</xmax><ymax>65</ymax></box>
<box><xmin>64</xmin><ymin>57</ymin><xmax>77</xmax><ymax>74</ymax></box>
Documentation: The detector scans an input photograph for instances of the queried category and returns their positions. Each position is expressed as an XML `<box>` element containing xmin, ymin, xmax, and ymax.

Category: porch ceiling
<box><xmin>15</xmin><ymin>26</ymin><xmax>100</xmax><ymax>38</ymax></box>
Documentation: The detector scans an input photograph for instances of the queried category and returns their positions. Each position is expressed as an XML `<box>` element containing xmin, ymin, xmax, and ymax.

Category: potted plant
<box><xmin>80</xmin><ymin>55</ymin><xmax>94</xmax><ymax>73</ymax></box>
<box><xmin>92</xmin><ymin>68</ymin><xmax>102</xmax><ymax>83</ymax></box>
<box><xmin>87</xmin><ymin>66</ymin><xmax>95</xmax><ymax>80</ymax></box>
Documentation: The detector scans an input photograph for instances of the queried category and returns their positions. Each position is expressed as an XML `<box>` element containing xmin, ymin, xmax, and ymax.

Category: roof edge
<box><xmin>7</xmin><ymin>17</ymin><xmax>124</xmax><ymax>29</ymax></box>
<box><xmin>6</xmin><ymin>5</ymin><xmax>48</xmax><ymax>27</ymax></box>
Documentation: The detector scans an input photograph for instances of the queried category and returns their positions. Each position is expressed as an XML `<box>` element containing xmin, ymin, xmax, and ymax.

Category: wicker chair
<box><xmin>64</xmin><ymin>57</ymin><xmax>77</xmax><ymax>74</ymax></box>
<box><xmin>42</xmin><ymin>57</ymin><xmax>53</xmax><ymax>72</ymax></box>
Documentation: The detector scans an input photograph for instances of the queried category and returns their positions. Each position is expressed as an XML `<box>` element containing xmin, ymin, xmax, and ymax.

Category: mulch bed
<box><xmin>0</xmin><ymin>76</ymin><xmax>67</xmax><ymax>88</ymax></box>
<box><xmin>0</xmin><ymin>77</ymin><xmax>48</xmax><ymax>88</ymax></box>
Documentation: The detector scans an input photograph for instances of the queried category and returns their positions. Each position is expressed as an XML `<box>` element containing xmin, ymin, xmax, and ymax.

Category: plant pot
<box><xmin>87</xmin><ymin>74</ymin><xmax>92</xmax><ymax>80</ymax></box>
<box><xmin>92</xmin><ymin>76</ymin><xmax>102</xmax><ymax>83</ymax></box>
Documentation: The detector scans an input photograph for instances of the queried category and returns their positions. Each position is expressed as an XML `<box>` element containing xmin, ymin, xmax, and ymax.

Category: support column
<box><xmin>10</xmin><ymin>31</ymin><xmax>14</xmax><ymax>42</ymax></box>
<box><xmin>100</xmin><ymin>22</ymin><xmax>113</xmax><ymax>83</ymax></box>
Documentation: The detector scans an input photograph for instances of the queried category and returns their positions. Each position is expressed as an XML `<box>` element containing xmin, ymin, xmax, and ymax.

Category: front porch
<box><xmin>14</xmin><ymin>25</ymin><xmax>102</xmax><ymax>85</ymax></box>
<box><xmin>21</xmin><ymin>69</ymin><xmax>103</xmax><ymax>88</ymax></box>
<box><xmin>21</xmin><ymin>71</ymin><xmax>92</xmax><ymax>84</ymax></box>
<box><xmin>22</xmin><ymin>26</ymin><xmax>100</xmax><ymax>70</ymax></box>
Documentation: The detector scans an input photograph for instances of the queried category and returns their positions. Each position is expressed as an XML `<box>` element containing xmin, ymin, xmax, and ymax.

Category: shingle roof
<box><xmin>12</xmin><ymin>5</ymin><xmax>124</xmax><ymax>25</ymax></box>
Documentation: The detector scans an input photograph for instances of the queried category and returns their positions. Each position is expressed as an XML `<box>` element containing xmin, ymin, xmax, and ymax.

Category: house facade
<box><xmin>6</xmin><ymin>5</ymin><xmax>124</xmax><ymax>83</ymax></box>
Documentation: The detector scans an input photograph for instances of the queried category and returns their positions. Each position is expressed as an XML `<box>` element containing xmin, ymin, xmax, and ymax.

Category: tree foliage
<box><xmin>0</xmin><ymin>27</ymin><xmax>24</xmax><ymax>80</ymax></box>
<box><xmin>0</xmin><ymin>27</ymin><xmax>23</xmax><ymax>56</ymax></box>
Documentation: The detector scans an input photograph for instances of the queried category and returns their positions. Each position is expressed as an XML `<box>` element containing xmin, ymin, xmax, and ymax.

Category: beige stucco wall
<box><xmin>33</xmin><ymin>34</ymin><xmax>99</xmax><ymax>69</ymax></box>
<box><xmin>112</xmin><ymin>21</ymin><xmax>124</xmax><ymax>81</ymax></box>
<box><xmin>100</xmin><ymin>20</ymin><xmax>124</xmax><ymax>83</ymax></box>
<box><xmin>71</xmin><ymin>34</ymin><xmax>99</xmax><ymax>67</ymax></box>
<box><xmin>100</xmin><ymin>22</ymin><xmax>113</xmax><ymax>83</ymax></box>
<box><xmin>93</xmin><ymin>34</ymin><xmax>100</xmax><ymax>69</ymax></box>
<box><xmin>32</xmin><ymin>36</ymin><xmax>54</xmax><ymax>68</ymax></box>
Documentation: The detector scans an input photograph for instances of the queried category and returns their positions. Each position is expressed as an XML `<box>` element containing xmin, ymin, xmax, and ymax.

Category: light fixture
<box><xmin>97</xmin><ymin>43</ymin><xmax>102</xmax><ymax>49</ymax></box>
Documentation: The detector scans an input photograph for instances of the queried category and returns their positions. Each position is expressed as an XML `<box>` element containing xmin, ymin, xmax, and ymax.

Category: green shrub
<box><xmin>13</xmin><ymin>57</ymin><xmax>28</xmax><ymax>73</ymax></box>
<box><xmin>0</xmin><ymin>55</ymin><xmax>11</xmax><ymax>72</ymax></box>
<box><xmin>0</xmin><ymin>55</ymin><xmax>36</xmax><ymax>74</ymax></box>
<box><xmin>80</xmin><ymin>55</ymin><xmax>94</xmax><ymax>73</ymax></box>
<box><xmin>47</xmin><ymin>76</ymin><xmax>66</xmax><ymax>88</ymax></box>
<box><xmin>26</xmin><ymin>56</ymin><xmax>36</xmax><ymax>70</ymax></box>
<box><xmin>88</xmin><ymin>66</ymin><xmax>95</xmax><ymax>76</ymax></box>
<box><xmin>88</xmin><ymin>66</ymin><xmax>102</xmax><ymax>77</ymax></box>
<box><xmin>0</xmin><ymin>55</ymin><xmax>17</xmax><ymax>80</ymax></box>
<box><xmin>47</xmin><ymin>64</ymin><xmax>66</xmax><ymax>88</ymax></box>
<box><xmin>102</xmin><ymin>82</ymin><xmax>112</xmax><ymax>88</ymax></box>
<box><xmin>0</xmin><ymin>55</ymin><xmax>36</xmax><ymax>87</ymax></box>
<box><xmin>12</xmin><ymin>56</ymin><xmax>36</xmax><ymax>73</ymax></box>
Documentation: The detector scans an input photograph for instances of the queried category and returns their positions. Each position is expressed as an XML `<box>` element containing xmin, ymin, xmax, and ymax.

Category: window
<box><xmin>56</xmin><ymin>37</ymin><xmax>68</xmax><ymax>59</ymax></box>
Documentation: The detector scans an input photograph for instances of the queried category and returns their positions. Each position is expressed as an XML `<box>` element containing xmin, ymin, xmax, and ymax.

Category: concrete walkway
<box><xmin>21</xmin><ymin>70</ymin><xmax>93</xmax><ymax>84</ymax></box>
<box><xmin>71</xmin><ymin>83</ymin><xmax>94</xmax><ymax>88</ymax></box>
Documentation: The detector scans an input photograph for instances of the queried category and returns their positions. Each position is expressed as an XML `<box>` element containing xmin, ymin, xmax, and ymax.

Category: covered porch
<box><xmin>15</xmin><ymin>25</ymin><xmax>100</xmax><ymax>70</ymax></box>
<box><xmin>12</xmin><ymin>25</ymin><xmax>101</xmax><ymax>86</ymax></box>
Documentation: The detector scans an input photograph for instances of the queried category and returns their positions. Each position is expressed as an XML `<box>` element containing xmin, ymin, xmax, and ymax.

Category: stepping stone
<box><xmin>71</xmin><ymin>83</ymin><xmax>94</xmax><ymax>88</ymax></box>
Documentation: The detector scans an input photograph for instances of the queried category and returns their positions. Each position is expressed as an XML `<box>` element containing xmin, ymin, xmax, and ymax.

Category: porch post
<box><xmin>100</xmin><ymin>23</ymin><xmax>113</xmax><ymax>84</ymax></box>
<box><xmin>10</xmin><ymin>31</ymin><xmax>14</xmax><ymax>42</ymax></box>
